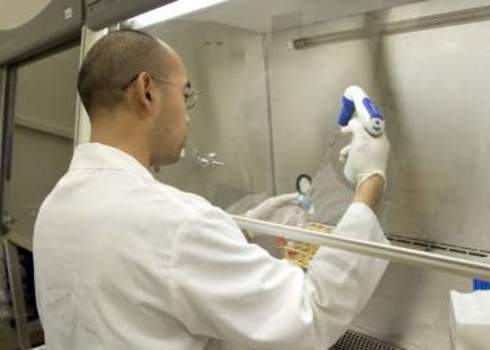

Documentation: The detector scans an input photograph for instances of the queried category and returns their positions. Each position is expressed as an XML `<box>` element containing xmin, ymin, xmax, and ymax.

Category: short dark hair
<box><xmin>77</xmin><ymin>29</ymin><xmax>169</xmax><ymax>116</ymax></box>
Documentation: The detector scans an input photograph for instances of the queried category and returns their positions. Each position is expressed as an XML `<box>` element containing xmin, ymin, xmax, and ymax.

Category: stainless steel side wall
<box><xmin>147</xmin><ymin>21</ymin><xmax>274</xmax><ymax>209</ymax></box>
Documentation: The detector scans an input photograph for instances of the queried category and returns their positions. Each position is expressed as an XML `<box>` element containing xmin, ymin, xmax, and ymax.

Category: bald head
<box><xmin>77</xmin><ymin>29</ymin><xmax>171</xmax><ymax>117</ymax></box>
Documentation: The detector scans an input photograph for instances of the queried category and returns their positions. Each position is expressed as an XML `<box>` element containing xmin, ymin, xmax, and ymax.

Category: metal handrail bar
<box><xmin>232</xmin><ymin>215</ymin><xmax>490</xmax><ymax>279</ymax></box>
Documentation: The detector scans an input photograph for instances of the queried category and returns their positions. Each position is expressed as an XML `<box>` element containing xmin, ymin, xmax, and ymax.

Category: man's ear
<box><xmin>134</xmin><ymin>72</ymin><xmax>156</xmax><ymax>115</ymax></box>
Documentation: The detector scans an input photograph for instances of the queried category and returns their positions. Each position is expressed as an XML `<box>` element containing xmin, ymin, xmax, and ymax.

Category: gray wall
<box><xmin>6</xmin><ymin>45</ymin><xmax>79</xmax><ymax>243</ymax></box>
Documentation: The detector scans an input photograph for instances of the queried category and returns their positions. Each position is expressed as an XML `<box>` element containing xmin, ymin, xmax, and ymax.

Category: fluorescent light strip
<box><xmin>130</xmin><ymin>0</ymin><xmax>231</xmax><ymax>29</ymax></box>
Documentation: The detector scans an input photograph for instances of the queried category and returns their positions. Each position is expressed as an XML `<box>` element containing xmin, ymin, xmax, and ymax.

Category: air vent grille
<box><xmin>332</xmin><ymin>330</ymin><xmax>405</xmax><ymax>350</ymax></box>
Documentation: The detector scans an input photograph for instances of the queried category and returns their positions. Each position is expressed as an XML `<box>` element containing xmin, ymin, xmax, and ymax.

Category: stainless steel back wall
<box><xmin>267</xmin><ymin>1</ymin><xmax>490</xmax><ymax>251</ymax></box>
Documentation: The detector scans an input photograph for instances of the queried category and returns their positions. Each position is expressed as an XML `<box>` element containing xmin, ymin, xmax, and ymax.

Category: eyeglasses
<box><xmin>122</xmin><ymin>74</ymin><xmax>199</xmax><ymax>110</ymax></box>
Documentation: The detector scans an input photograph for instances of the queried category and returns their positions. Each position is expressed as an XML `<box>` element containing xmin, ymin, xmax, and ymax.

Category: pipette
<box><xmin>338</xmin><ymin>85</ymin><xmax>384</xmax><ymax>136</ymax></box>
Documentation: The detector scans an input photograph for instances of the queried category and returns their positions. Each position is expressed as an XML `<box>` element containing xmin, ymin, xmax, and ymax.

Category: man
<box><xmin>33</xmin><ymin>30</ymin><xmax>390</xmax><ymax>350</ymax></box>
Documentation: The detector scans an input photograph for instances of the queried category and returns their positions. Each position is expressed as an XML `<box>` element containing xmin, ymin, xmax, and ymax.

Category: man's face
<box><xmin>150</xmin><ymin>50</ymin><xmax>189</xmax><ymax>166</ymax></box>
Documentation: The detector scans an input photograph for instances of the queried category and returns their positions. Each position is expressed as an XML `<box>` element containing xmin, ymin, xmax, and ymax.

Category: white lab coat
<box><xmin>33</xmin><ymin>143</ymin><xmax>390</xmax><ymax>350</ymax></box>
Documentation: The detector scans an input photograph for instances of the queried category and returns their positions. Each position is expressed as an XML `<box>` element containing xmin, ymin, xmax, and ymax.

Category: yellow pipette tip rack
<box><xmin>280</xmin><ymin>222</ymin><xmax>334</xmax><ymax>269</ymax></box>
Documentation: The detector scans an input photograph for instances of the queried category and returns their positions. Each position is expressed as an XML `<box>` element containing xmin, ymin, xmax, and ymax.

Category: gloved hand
<box><xmin>246</xmin><ymin>193</ymin><xmax>306</xmax><ymax>227</ymax></box>
<box><xmin>339</xmin><ymin>117</ymin><xmax>390</xmax><ymax>188</ymax></box>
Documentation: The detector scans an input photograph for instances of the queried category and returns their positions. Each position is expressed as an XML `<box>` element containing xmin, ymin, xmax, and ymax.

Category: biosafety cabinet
<box><xmin>3</xmin><ymin>0</ymin><xmax>490</xmax><ymax>349</ymax></box>
<box><xmin>72</xmin><ymin>0</ymin><xmax>490</xmax><ymax>348</ymax></box>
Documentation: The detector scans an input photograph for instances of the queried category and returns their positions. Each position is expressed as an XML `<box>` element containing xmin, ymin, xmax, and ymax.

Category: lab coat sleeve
<box><xmin>169</xmin><ymin>202</ymin><xmax>389</xmax><ymax>350</ymax></box>
<box><xmin>306</xmin><ymin>202</ymin><xmax>390</xmax><ymax>346</ymax></box>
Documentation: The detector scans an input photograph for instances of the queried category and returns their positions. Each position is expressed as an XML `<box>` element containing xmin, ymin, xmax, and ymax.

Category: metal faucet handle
<box><xmin>195</xmin><ymin>152</ymin><xmax>225</xmax><ymax>168</ymax></box>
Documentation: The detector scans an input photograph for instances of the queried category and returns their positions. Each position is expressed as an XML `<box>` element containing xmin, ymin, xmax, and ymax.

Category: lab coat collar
<box><xmin>69</xmin><ymin>143</ymin><xmax>154</xmax><ymax>181</ymax></box>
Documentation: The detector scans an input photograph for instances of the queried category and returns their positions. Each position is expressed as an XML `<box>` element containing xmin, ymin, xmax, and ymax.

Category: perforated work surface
<box><xmin>331</xmin><ymin>330</ymin><xmax>405</xmax><ymax>350</ymax></box>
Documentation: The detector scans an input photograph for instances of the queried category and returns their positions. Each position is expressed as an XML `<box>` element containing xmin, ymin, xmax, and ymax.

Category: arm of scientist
<box><xmin>168</xmin><ymin>176</ymin><xmax>389</xmax><ymax>350</ymax></box>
